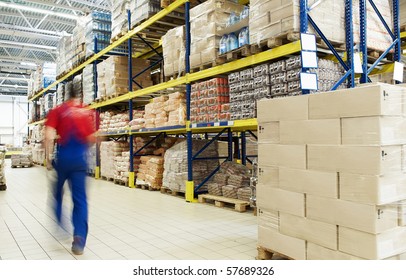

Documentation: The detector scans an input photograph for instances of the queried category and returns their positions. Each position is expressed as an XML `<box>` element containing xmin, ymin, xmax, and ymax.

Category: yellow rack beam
<box><xmin>401</xmin><ymin>31</ymin><xmax>406</xmax><ymax>39</ymax></box>
<box><xmin>89</xmin><ymin>41</ymin><xmax>301</xmax><ymax>109</ymax></box>
<box><xmin>133</xmin><ymin>41</ymin><xmax>162</xmax><ymax>60</ymax></box>
<box><xmin>188</xmin><ymin>41</ymin><xmax>301</xmax><ymax>83</ymax></box>
<box><xmin>29</xmin><ymin>0</ymin><xmax>187</xmax><ymax>102</ymax></box>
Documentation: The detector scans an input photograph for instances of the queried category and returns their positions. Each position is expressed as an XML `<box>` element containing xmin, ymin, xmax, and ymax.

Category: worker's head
<box><xmin>67</xmin><ymin>88</ymin><xmax>81</xmax><ymax>101</ymax></box>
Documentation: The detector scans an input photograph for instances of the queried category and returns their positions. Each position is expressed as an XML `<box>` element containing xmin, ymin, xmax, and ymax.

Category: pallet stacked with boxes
<box><xmin>162</xmin><ymin>26</ymin><xmax>185</xmax><ymax>78</ymax></box>
<box><xmin>97</xmin><ymin>56</ymin><xmax>153</xmax><ymax>100</ymax></box>
<box><xmin>250</xmin><ymin>0</ymin><xmax>392</xmax><ymax>52</ymax></box>
<box><xmin>111</xmin><ymin>0</ymin><xmax>130</xmax><ymax>40</ymax></box>
<box><xmin>85</xmin><ymin>11</ymin><xmax>112</xmax><ymax>58</ymax></box>
<box><xmin>189</xmin><ymin>0</ymin><xmax>244</xmax><ymax>69</ymax></box>
<box><xmin>257</xmin><ymin>83</ymin><xmax>406</xmax><ymax>260</ymax></box>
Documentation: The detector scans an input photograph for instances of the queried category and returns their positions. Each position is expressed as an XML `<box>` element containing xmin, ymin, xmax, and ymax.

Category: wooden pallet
<box><xmin>101</xmin><ymin>176</ymin><xmax>114</xmax><ymax>182</ymax></box>
<box><xmin>190</xmin><ymin>58</ymin><xmax>225</xmax><ymax>73</ymax></box>
<box><xmin>11</xmin><ymin>164</ymin><xmax>32</xmax><ymax>168</ymax></box>
<box><xmin>114</xmin><ymin>179</ymin><xmax>129</xmax><ymax>187</ymax></box>
<box><xmin>111</xmin><ymin>30</ymin><xmax>128</xmax><ymax>43</ymax></box>
<box><xmin>251</xmin><ymin>31</ymin><xmax>300</xmax><ymax>54</ymax></box>
<box><xmin>316</xmin><ymin>38</ymin><xmax>346</xmax><ymax>52</ymax></box>
<box><xmin>218</xmin><ymin>45</ymin><xmax>252</xmax><ymax>62</ymax></box>
<box><xmin>256</xmin><ymin>246</ymin><xmax>293</xmax><ymax>260</ymax></box>
<box><xmin>160</xmin><ymin>187</ymin><xmax>185</xmax><ymax>198</ymax></box>
<box><xmin>136</xmin><ymin>184</ymin><xmax>159</xmax><ymax>191</ymax></box>
<box><xmin>198</xmin><ymin>194</ymin><xmax>250</xmax><ymax>213</ymax></box>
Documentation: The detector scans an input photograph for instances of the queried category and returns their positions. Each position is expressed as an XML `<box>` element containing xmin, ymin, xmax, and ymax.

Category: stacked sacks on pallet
<box><xmin>163</xmin><ymin>139</ymin><xmax>219</xmax><ymax>193</ymax></box>
<box><xmin>11</xmin><ymin>154</ymin><xmax>33</xmax><ymax>168</ymax></box>
<box><xmin>136</xmin><ymin>137</ymin><xmax>178</xmax><ymax>189</ymax></box>
<box><xmin>100</xmin><ymin>141</ymin><xmax>129</xmax><ymax>180</ymax></box>
<box><xmin>0</xmin><ymin>151</ymin><xmax>5</xmax><ymax>190</ymax></box>
<box><xmin>207</xmin><ymin>161</ymin><xmax>251</xmax><ymax>201</ymax></box>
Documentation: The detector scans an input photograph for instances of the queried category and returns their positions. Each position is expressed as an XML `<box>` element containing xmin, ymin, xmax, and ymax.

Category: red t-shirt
<box><xmin>45</xmin><ymin>101</ymin><xmax>96</xmax><ymax>145</ymax></box>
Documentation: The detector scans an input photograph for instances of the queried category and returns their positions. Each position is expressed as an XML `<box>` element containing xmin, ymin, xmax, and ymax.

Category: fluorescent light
<box><xmin>0</xmin><ymin>2</ymin><xmax>78</xmax><ymax>21</ymax></box>
<box><xmin>20</xmin><ymin>62</ymin><xmax>37</xmax><ymax>67</ymax></box>
<box><xmin>0</xmin><ymin>84</ymin><xmax>28</xmax><ymax>89</ymax></box>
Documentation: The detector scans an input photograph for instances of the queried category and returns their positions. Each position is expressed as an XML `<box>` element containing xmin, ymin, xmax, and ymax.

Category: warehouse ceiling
<box><xmin>0</xmin><ymin>0</ymin><xmax>111</xmax><ymax>96</ymax></box>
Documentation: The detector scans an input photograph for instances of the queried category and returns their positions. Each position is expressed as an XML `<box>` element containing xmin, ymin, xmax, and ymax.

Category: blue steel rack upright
<box><xmin>300</xmin><ymin>0</ymin><xmax>401</xmax><ymax>87</ymax></box>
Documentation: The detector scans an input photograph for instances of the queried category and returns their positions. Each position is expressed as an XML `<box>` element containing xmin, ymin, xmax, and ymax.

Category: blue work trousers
<box><xmin>53</xmin><ymin>141</ymin><xmax>88</xmax><ymax>245</ymax></box>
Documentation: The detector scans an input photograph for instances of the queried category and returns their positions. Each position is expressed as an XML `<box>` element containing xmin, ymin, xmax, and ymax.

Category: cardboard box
<box><xmin>258</xmin><ymin>122</ymin><xmax>280</xmax><ymax>143</ymax></box>
<box><xmin>340</xmin><ymin>173</ymin><xmax>406</xmax><ymax>205</ymax></box>
<box><xmin>306</xmin><ymin>242</ymin><xmax>365</xmax><ymax>260</ymax></box>
<box><xmin>258</xmin><ymin>144</ymin><xmax>307</xmax><ymax>169</ymax></box>
<box><xmin>257</xmin><ymin>187</ymin><xmax>305</xmax><ymax>217</ymax></box>
<box><xmin>257</xmin><ymin>208</ymin><xmax>279</xmax><ymax>231</ymax></box>
<box><xmin>398</xmin><ymin>200</ymin><xmax>406</xmax><ymax>226</ymax></box>
<box><xmin>339</xmin><ymin>226</ymin><xmax>406</xmax><ymax>260</ymax></box>
<box><xmin>341</xmin><ymin>116</ymin><xmax>406</xmax><ymax>145</ymax></box>
<box><xmin>279</xmin><ymin>119</ymin><xmax>341</xmax><ymax>144</ymax></box>
<box><xmin>258</xmin><ymin>225</ymin><xmax>306</xmax><ymax>260</ymax></box>
<box><xmin>257</xmin><ymin>165</ymin><xmax>279</xmax><ymax>188</ymax></box>
<box><xmin>279</xmin><ymin>167</ymin><xmax>338</xmax><ymax>198</ymax></box>
<box><xmin>309</xmin><ymin>83</ymin><xmax>404</xmax><ymax>119</ymax></box>
<box><xmin>307</xmin><ymin>145</ymin><xmax>402</xmax><ymax>175</ymax></box>
<box><xmin>307</xmin><ymin>195</ymin><xmax>398</xmax><ymax>234</ymax></box>
<box><xmin>280</xmin><ymin>213</ymin><xmax>337</xmax><ymax>250</ymax></box>
<box><xmin>257</xmin><ymin>95</ymin><xmax>309</xmax><ymax>122</ymax></box>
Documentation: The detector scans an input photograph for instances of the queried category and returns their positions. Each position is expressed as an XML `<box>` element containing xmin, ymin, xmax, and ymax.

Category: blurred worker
<box><xmin>45</xmin><ymin>89</ymin><xmax>96</xmax><ymax>255</ymax></box>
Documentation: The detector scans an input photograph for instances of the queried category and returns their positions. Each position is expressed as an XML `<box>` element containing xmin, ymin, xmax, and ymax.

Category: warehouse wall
<box><xmin>0</xmin><ymin>95</ymin><xmax>28</xmax><ymax>147</ymax></box>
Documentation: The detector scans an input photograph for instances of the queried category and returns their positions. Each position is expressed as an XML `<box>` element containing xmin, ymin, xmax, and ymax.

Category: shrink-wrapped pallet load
<box><xmin>257</xmin><ymin>83</ymin><xmax>406</xmax><ymax>260</ymax></box>
<box><xmin>162</xmin><ymin>26</ymin><xmax>186</xmax><ymax>77</ymax></box>
<box><xmin>163</xmin><ymin>139</ymin><xmax>218</xmax><ymax>193</ymax></box>
<box><xmin>0</xmin><ymin>151</ymin><xmax>6</xmax><ymax>190</ymax></box>
<box><xmin>111</xmin><ymin>0</ymin><xmax>130</xmax><ymax>40</ymax></box>
<box><xmin>250</xmin><ymin>0</ymin><xmax>392</xmax><ymax>52</ymax></box>
<box><xmin>190</xmin><ymin>0</ymin><xmax>244</xmax><ymax>68</ymax></box>
<box><xmin>97</xmin><ymin>56</ymin><xmax>153</xmax><ymax>100</ymax></box>
<box><xmin>100</xmin><ymin>141</ymin><xmax>129</xmax><ymax>179</ymax></box>
<box><xmin>191</xmin><ymin>78</ymin><xmax>230</xmax><ymax>123</ymax></box>
<box><xmin>11</xmin><ymin>154</ymin><xmax>33</xmax><ymax>168</ymax></box>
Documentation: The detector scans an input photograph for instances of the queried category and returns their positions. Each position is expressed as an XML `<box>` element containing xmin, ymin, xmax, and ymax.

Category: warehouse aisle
<box><xmin>0</xmin><ymin>161</ymin><xmax>257</xmax><ymax>260</ymax></box>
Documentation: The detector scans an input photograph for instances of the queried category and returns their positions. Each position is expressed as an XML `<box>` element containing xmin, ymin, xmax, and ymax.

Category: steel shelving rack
<box><xmin>28</xmin><ymin>0</ymin><xmax>403</xmax><ymax>202</ymax></box>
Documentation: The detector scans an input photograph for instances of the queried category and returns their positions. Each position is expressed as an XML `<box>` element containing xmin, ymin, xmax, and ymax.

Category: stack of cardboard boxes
<box><xmin>190</xmin><ymin>0</ymin><xmax>244</xmax><ymax>69</ymax></box>
<box><xmin>97</xmin><ymin>56</ymin><xmax>152</xmax><ymax>100</ymax></box>
<box><xmin>111</xmin><ymin>0</ymin><xmax>130</xmax><ymax>40</ymax></box>
<box><xmin>162</xmin><ymin>26</ymin><xmax>185</xmax><ymax>77</ymax></box>
<box><xmin>257</xmin><ymin>83</ymin><xmax>406</xmax><ymax>259</ymax></box>
<box><xmin>250</xmin><ymin>0</ymin><xmax>392</xmax><ymax>52</ymax></box>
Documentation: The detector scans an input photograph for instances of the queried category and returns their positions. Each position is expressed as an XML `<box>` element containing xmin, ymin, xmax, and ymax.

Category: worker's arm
<box><xmin>44</xmin><ymin>126</ymin><xmax>56</xmax><ymax>170</ymax></box>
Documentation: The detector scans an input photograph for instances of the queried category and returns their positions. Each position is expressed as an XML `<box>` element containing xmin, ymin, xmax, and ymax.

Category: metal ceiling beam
<box><xmin>0</xmin><ymin>23</ymin><xmax>70</xmax><ymax>37</ymax></box>
<box><xmin>22</xmin><ymin>0</ymin><xmax>88</xmax><ymax>13</ymax></box>
<box><xmin>0</xmin><ymin>76</ymin><xmax>29</xmax><ymax>82</ymax></box>
<box><xmin>0</xmin><ymin>68</ymin><xmax>31</xmax><ymax>75</ymax></box>
<box><xmin>0</xmin><ymin>40</ymin><xmax>57</xmax><ymax>52</ymax></box>
<box><xmin>0</xmin><ymin>1</ymin><xmax>79</xmax><ymax>20</ymax></box>
<box><xmin>0</xmin><ymin>10</ymin><xmax>76</xmax><ymax>27</ymax></box>
<box><xmin>68</xmin><ymin>0</ymin><xmax>111</xmax><ymax>11</ymax></box>
<box><xmin>0</xmin><ymin>27</ymin><xmax>60</xmax><ymax>41</ymax></box>
<box><xmin>0</xmin><ymin>84</ymin><xmax>28</xmax><ymax>89</ymax></box>
<box><xmin>0</xmin><ymin>55</ymin><xmax>49</xmax><ymax>65</ymax></box>
<box><xmin>0</xmin><ymin>63</ymin><xmax>37</xmax><ymax>69</ymax></box>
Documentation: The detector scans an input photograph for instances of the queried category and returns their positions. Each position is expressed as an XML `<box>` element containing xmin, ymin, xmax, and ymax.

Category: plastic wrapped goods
<box><xmin>163</xmin><ymin>139</ymin><xmax>218</xmax><ymax>193</ymax></box>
